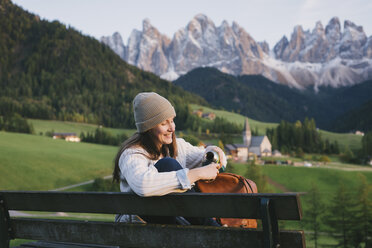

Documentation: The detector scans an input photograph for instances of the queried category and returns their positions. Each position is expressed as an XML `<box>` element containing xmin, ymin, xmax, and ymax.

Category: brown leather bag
<box><xmin>195</xmin><ymin>172</ymin><xmax>258</xmax><ymax>228</ymax></box>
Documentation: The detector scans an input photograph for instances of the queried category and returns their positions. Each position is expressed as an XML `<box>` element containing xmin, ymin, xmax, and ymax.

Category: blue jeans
<box><xmin>140</xmin><ymin>157</ymin><xmax>220</xmax><ymax>226</ymax></box>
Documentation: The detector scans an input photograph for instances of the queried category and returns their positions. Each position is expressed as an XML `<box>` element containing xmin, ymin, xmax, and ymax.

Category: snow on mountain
<box><xmin>101</xmin><ymin>15</ymin><xmax>372</xmax><ymax>90</ymax></box>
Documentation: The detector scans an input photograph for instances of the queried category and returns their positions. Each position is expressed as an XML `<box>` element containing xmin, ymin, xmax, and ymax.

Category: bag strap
<box><xmin>245</xmin><ymin>178</ymin><xmax>257</xmax><ymax>193</ymax></box>
<box><xmin>242</xmin><ymin>178</ymin><xmax>253</xmax><ymax>193</ymax></box>
<box><xmin>222</xmin><ymin>172</ymin><xmax>256</xmax><ymax>193</ymax></box>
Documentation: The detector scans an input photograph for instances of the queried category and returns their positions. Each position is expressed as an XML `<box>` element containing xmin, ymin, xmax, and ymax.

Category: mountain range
<box><xmin>2</xmin><ymin>0</ymin><xmax>371</xmax><ymax>133</ymax></box>
<box><xmin>101</xmin><ymin>14</ymin><xmax>372</xmax><ymax>90</ymax></box>
<box><xmin>174</xmin><ymin>67</ymin><xmax>372</xmax><ymax>132</ymax></box>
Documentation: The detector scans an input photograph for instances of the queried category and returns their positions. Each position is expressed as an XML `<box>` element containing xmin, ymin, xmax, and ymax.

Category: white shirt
<box><xmin>118</xmin><ymin>138</ymin><xmax>204</xmax><ymax>197</ymax></box>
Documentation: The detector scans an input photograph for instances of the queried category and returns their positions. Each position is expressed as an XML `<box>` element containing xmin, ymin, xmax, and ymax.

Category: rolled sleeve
<box><xmin>176</xmin><ymin>168</ymin><xmax>192</xmax><ymax>190</ymax></box>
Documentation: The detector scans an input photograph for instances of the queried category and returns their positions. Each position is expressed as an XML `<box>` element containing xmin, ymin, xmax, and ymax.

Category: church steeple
<box><xmin>243</xmin><ymin>118</ymin><xmax>251</xmax><ymax>147</ymax></box>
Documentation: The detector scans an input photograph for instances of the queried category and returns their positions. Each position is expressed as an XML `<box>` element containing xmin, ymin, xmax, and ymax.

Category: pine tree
<box><xmin>304</xmin><ymin>183</ymin><xmax>325</xmax><ymax>248</ymax></box>
<box><xmin>325</xmin><ymin>183</ymin><xmax>355</xmax><ymax>248</ymax></box>
<box><xmin>351</xmin><ymin>174</ymin><xmax>372</xmax><ymax>247</ymax></box>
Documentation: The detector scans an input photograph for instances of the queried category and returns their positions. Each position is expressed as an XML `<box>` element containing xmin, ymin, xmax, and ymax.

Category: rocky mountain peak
<box><xmin>344</xmin><ymin>20</ymin><xmax>364</xmax><ymax>33</ymax></box>
<box><xmin>141</xmin><ymin>18</ymin><xmax>170</xmax><ymax>43</ymax></box>
<box><xmin>273</xmin><ymin>36</ymin><xmax>289</xmax><ymax>59</ymax></box>
<box><xmin>101</xmin><ymin>15</ymin><xmax>372</xmax><ymax>89</ymax></box>
<box><xmin>326</xmin><ymin>17</ymin><xmax>341</xmax><ymax>31</ymax></box>
<box><xmin>258</xmin><ymin>41</ymin><xmax>270</xmax><ymax>54</ymax></box>
<box><xmin>277</xmin><ymin>25</ymin><xmax>307</xmax><ymax>62</ymax></box>
<box><xmin>187</xmin><ymin>14</ymin><xmax>216</xmax><ymax>35</ymax></box>
<box><xmin>290</xmin><ymin>25</ymin><xmax>306</xmax><ymax>47</ymax></box>
<box><xmin>220</xmin><ymin>20</ymin><xmax>229</xmax><ymax>29</ymax></box>
<box><xmin>193</xmin><ymin>13</ymin><xmax>213</xmax><ymax>25</ymax></box>
<box><xmin>325</xmin><ymin>18</ymin><xmax>341</xmax><ymax>44</ymax></box>
<box><xmin>218</xmin><ymin>20</ymin><xmax>236</xmax><ymax>47</ymax></box>
<box><xmin>231</xmin><ymin>21</ymin><xmax>242</xmax><ymax>35</ymax></box>
<box><xmin>142</xmin><ymin>18</ymin><xmax>152</xmax><ymax>31</ymax></box>
<box><xmin>100</xmin><ymin>32</ymin><xmax>126</xmax><ymax>59</ymax></box>
<box><xmin>313</xmin><ymin>21</ymin><xmax>324</xmax><ymax>34</ymax></box>
<box><xmin>187</xmin><ymin>17</ymin><xmax>202</xmax><ymax>33</ymax></box>
<box><xmin>340</xmin><ymin>20</ymin><xmax>367</xmax><ymax>59</ymax></box>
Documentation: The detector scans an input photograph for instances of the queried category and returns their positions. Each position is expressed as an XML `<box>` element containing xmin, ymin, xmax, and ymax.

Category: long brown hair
<box><xmin>113</xmin><ymin>130</ymin><xmax>178</xmax><ymax>183</ymax></box>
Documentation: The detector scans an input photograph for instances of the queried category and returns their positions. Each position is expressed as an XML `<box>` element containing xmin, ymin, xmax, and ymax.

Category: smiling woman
<box><xmin>112</xmin><ymin>92</ymin><xmax>227</xmax><ymax>226</ymax></box>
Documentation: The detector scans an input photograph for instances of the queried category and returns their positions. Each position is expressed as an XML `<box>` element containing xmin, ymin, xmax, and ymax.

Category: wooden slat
<box><xmin>1</xmin><ymin>191</ymin><xmax>302</xmax><ymax>220</ymax></box>
<box><xmin>11</xmin><ymin>218</ymin><xmax>305</xmax><ymax>248</ymax></box>
<box><xmin>20</xmin><ymin>241</ymin><xmax>119</xmax><ymax>248</ymax></box>
<box><xmin>20</xmin><ymin>241</ymin><xmax>119</xmax><ymax>247</ymax></box>
<box><xmin>0</xmin><ymin>195</ymin><xmax>11</xmax><ymax>248</ymax></box>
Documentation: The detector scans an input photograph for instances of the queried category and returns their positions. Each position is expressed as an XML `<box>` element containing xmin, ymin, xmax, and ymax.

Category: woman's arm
<box><xmin>120</xmin><ymin>149</ymin><xmax>220</xmax><ymax>196</ymax></box>
<box><xmin>177</xmin><ymin>138</ymin><xmax>227</xmax><ymax>170</ymax></box>
<box><xmin>120</xmin><ymin>151</ymin><xmax>190</xmax><ymax>196</ymax></box>
<box><xmin>187</xmin><ymin>163</ymin><xmax>220</xmax><ymax>184</ymax></box>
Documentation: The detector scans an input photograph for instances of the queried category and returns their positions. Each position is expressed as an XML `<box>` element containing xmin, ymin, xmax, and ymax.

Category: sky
<box><xmin>12</xmin><ymin>0</ymin><xmax>372</xmax><ymax>49</ymax></box>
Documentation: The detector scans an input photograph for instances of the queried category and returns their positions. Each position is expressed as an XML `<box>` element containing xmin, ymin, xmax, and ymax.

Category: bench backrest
<box><xmin>0</xmin><ymin>191</ymin><xmax>305</xmax><ymax>248</ymax></box>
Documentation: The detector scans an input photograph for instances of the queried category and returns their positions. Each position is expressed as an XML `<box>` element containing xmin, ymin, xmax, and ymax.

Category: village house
<box><xmin>192</xmin><ymin>109</ymin><xmax>216</xmax><ymax>120</ymax></box>
<box><xmin>192</xmin><ymin>110</ymin><xmax>203</xmax><ymax>118</ymax></box>
<box><xmin>202</xmin><ymin>112</ymin><xmax>216</xmax><ymax>120</ymax></box>
<box><xmin>52</xmin><ymin>132</ymin><xmax>81</xmax><ymax>142</ymax></box>
<box><xmin>355</xmin><ymin>130</ymin><xmax>365</xmax><ymax>136</ymax></box>
<box><xmin>225</xmin><ymin>118</ymin><xmax>272</xmax><ymax>162</ymax></box>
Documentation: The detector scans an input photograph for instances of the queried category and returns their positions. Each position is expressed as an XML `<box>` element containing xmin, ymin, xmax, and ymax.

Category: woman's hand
<box><xmin>204</xmin><ymin>146</ymin><xmax>227</xmax><ymax>170</ymax></box>
<box><xmin>187</xmin><ymin>163</ymin><xmax>219</xmax><ymax>184</ymax></box>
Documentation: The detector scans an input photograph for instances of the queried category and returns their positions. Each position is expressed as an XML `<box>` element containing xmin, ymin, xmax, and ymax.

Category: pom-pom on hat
<box><xmin>133</xmin><ymin>92</ymin><xmax>176</xmax><ymax>133</ymax></box>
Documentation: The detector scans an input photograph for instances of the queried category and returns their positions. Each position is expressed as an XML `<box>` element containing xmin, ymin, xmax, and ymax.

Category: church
<box><xmin>225</xmin><ymin>118</ymin><xmax>272</xmax><ymax>161</ymax></box>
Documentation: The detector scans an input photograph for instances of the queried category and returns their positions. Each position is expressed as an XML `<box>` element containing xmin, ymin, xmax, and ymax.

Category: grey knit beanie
<box><xmin>133</xmin><ymin>92</ymin><xmax>176</xmax><ymax>133</ymax></box>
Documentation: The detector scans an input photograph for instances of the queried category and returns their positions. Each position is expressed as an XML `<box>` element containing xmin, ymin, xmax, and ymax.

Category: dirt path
<box><xmin>266</xmin><ymin>176</ymin><xmax>291</xmax><ymax>192</ymax></box>
<box><xmin>50</xmin><ymin>175</ymin><xmax>112</xmax><ymax>191</ymax></box>
<box><xmin>320</xmin><ymin>164</ymin><xmax>372</xmax><ymax>172</ymax></box>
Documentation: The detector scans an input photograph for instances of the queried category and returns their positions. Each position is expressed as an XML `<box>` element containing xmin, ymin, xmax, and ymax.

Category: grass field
<box><xmin>28</xmin><ymin>119</ymin><xmax>136</xmax><ymax>137</ymax></box>
<box><xmin>262</xmin><ymin>165</ymin><xmax>372</xmax><ymax>194</ymax></box>
<box><xmin>190</xmin><ymin>104</ymin><xmax>362</xmax><ymax>150</ymax></box>
<box><xmin>319</xmin><ymin>129</ymin><xmax>362</xmax><ymax>151</ymax></box>
<box><xmin>0</xmin><ymin>131</ymin><xmax>118</xmax><ymax>190</ymax></box>
<box><xmin>2</xmin><ymin>127</ymin><xmax>370</xmax><ymax>248</ymax></box>
<box><xmin>190</xmin><ymin>104</ymin><xmax>277</xmax><ymax>135</ymax></box>
<box><xmin>229</xmin><ymin>162</ymin><xmax>372</xmax><ymax>196</ymax></box>
<box><xmin>227</xmin><ymin>162</ymin><xmax>372</xmax><ymax>247</ymax></box>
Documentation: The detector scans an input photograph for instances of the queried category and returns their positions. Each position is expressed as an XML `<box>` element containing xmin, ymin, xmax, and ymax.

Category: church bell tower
<box><xmin>243</xmin><ymin>118</ymin><xmax>251</xmax><ymax>147</ymax></box>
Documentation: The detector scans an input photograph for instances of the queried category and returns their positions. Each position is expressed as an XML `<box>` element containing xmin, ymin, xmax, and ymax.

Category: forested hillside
<box><xmin>331</xmin><ymin>99</ymin><xmax>372</xmax><ymax>133</ymax></box>
<box><xmin>0</xmin><ymin>0</ymin><xmax>207</xmax><ymax>129</ymax></box>
<box><xmin>174</xmin><ymin>67</ymin><xmax>372</xmax><ymax>132</ymax></box>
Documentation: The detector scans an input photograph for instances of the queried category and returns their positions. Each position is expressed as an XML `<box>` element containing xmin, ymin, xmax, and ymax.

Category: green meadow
<box><xmin>2</xmin><ymin>126</ymin><xmax>371</xmax><ymax>248</ymax></box>
<box><xmin>0</xmin><ymin>130</ymin><xmax>119</xmax><ymax>247</ymax></box>
<box><xmin>28</xmin><ymin>119</ymin><xmax>135</xmax><ymax>137</ymax></box>
<box><xmin>318</xmin><ymin>129</ymin><xmax>362</xmax><ymax>151</ymax></box>
<box><xmin>190</xmin><ymin>104</ymin><xmax>363</xmax><ymax>150</ymax></box>
<box><xmin>2</xmin><ymin>115</ymin><xmax>367</xmax><ymax>248</ymax></box>
<box><xmin>228</xmin><ymin>162</ymin><xmax>372</xmax><ymax>248</ymax></box>
<box><xmin>0</xmin><ymin>131</ymin><xmax>117</xmax><ymax>190</ymax></box>
<box><xmin>190</xmin><ymin>103</ymin><xmax>277</xmax><ymax>134</ymax></box>
<box><xmin>229</xmin><ymin>162</ymin><xmax>372</xmax><ymax>196</ymax></box>
<box><xmin>1</xmin><ymin>116</ymin><xmax>363</xmax><ymax>191</ymax></box>
<box><xmin>28</xmin><ymin>106</ymin><xmax>363</xmax><ymax>152</ymax></box>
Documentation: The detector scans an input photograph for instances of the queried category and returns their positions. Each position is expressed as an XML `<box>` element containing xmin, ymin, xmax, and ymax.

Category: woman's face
<box><xmin>151</xmin><ymin>117</ymin><xmax>176</xmax><ymax>148</ymax></box>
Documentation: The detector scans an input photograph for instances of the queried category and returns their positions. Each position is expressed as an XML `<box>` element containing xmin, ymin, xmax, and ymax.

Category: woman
<box><xmin>113</xmin><ymin>92</ymin><xmax>227</xmax><ymax>225</ymax></box>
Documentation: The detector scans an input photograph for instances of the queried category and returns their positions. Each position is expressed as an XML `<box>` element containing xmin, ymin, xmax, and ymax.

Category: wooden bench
<box><xmin>0</xmin><ymin>191</ymin><xmax>305</xmax><ymax>248</ymax></box>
